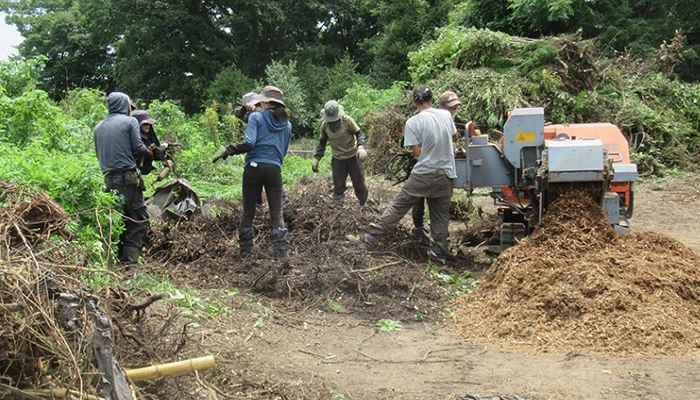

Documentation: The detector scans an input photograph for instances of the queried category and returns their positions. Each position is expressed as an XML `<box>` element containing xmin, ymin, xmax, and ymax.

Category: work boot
<box><xmin>271</xmin><ymin>227</ymin><xmax>290</xmax><ymax>258</ymax></box>
<box><xmin>119</xmin><ymin>245</ymin><xmax>142</xmax><ymax>265</ymax></box>
<box><xmin>427</xmin><ymin>245</ymin><xmax>447</xmax><ymax>265</ymax></box>
<box><xmin>346</xmin><ymin>233</ymin><xmax>379</xmax><ymax>250</ymax></box>
<box><xmin>412</xmin><ymin>226</ymin><xmax>430</xmax><ymax>241</ymax></box>
<box><xmin>239</xmin><ymin>227</ymin><xmax>255</xmax><ymax>258</ymax></box>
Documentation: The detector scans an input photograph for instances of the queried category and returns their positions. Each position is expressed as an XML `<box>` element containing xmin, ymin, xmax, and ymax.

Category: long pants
<box><xmin>331</xmin><ymin>156</ymin><xmax>368</xmax><ymax>205</ymax></box>
<box><xmin>104</xmin><ymin>171</ymin><xmax>149</xmax><ymax>260</ymax></box>
<box><xmin>241</xmin><ymin>163</ymin><xmax>285</xmax><ymax>229</ymax></box>
<box><xmin>368</xmin><ymin>170</ymin><xmax>453</xmax><ymax>253</ymax></box>
<box><xmin>412</xmin><ymin>197</ymin><xmax>426</xmax><ymax>228</ymax></box>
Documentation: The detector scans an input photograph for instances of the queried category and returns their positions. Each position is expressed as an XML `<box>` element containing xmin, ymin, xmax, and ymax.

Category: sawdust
<box><xmin>454</xmin><ymin>192</ymin><xmax>700</xmax><ymax>356</ymax></box>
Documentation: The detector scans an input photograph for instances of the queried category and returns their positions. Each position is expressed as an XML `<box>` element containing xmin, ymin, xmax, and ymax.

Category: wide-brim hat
<box><xmin>132</xmin><ymin>110</ymin><xmax>157</xmax><ymax>125</ymax></box>
<box><xmin>254</xmin><ymin>85</ymin><xmax>285</xmax><ymax>106</ymax></box>
<box><xmin>241</xmin><ymin>92</ymin><xmax>258</xmax><ymax>106</ymax></box>
<box><xmin>321</xmin><ymin>100</ymin><xmax>344</xmax><ymax>122</ymax></box>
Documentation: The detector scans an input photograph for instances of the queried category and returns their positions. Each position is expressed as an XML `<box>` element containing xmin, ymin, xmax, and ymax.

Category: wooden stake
<box><xmin>125</xmin><ymin>355</ymin><xmax>216</xmax><ymax>382</ymax></box>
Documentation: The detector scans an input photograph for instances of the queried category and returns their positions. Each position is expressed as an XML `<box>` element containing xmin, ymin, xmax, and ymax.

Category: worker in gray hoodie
<box><xmin>94</xmin><ymin>92</ymin><xmax>151</xmax><ymax>265</ymax></box>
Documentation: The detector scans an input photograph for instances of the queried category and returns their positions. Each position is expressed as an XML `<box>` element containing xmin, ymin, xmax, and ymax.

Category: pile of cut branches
<box><xmin>0</xmin><ymin>183</ymin><xmax>190</xmax><ymax>400</ymax></box>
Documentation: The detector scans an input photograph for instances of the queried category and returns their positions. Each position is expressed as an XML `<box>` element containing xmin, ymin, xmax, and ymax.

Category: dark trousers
<box><xmin>241</xmin><ymin>163</ymin><xmax>285</xmax><ymax>229</ymax></box>
<box><xmin>331</xmin><ymin>156</ymin><xmax>368</xmax><ymax>205</ymax></box>
<box><xmin>368</xmin><ymin>170</ymin><xmax>453</xmax><ymax>253</ymax></box>
<box><xmin>412</xmin><ymin>197</ymin><xmax>426</xmax><ymax>228</ymax></box>
<box><xmin>104</xmin><ymin>171</ymin><xmax>149</xmax><ymax>260</ymax></box>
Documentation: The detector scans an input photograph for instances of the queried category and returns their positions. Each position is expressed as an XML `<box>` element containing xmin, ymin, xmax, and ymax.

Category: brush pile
<box><xmin>455</xmin><ymin>192</ymin><xmax>700</xmax><ymax>355</ymax></box>
<box><xmin>0</xmin><ymin>183</ymin><xmax>189</xmax><ymax>399</ymax></box>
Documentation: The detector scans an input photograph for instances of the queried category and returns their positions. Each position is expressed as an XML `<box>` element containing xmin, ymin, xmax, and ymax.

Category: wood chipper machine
<box><xmin>454</xmin><ymin>107</ymin><xmax>637</xmax><ymax>245</ymax></box>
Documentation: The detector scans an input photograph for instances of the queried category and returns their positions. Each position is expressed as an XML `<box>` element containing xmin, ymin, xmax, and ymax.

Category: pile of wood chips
<box><xmin>455</xmin><ymin>192</ymin><xmax>700</xmax><ymax>356</ymax></box>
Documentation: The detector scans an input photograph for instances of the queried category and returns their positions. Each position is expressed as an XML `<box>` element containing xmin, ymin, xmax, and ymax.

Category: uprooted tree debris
<box><xmin>145</xmin><ymin>176</ymin><xmax>482</xmax><ymax>320</ymax></box>
<box><xmin>455</xmin><ymin>192</ymin><xmax>700</xmax><ymax>356</ymax></box>
<box><xmin>0</xmin><ymin>184</ymin><xmax>217</xmax><ymax>400</ymax></box>
<box><xmin>0</xmin><ymin>178</ymin><xmax>485</xmax><ymax>399</ymax></box>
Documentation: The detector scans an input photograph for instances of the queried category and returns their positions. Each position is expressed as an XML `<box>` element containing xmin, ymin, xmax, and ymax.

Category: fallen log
<box><xmin>124</xmin><ymin>355</ymin><xmax>216</xmax><ymax>382</ymax></box>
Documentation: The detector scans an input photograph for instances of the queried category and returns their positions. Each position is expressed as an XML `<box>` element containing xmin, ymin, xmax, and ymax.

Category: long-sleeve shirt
<box><xmin>314</xmin><ymin>115</ymin><xmax>365</xmax><ymax>160</ymax></box>
<box><xmin>243</xmin><ymin>109</ymin><xmax>292</xmax><ymax>167</ymax></box>
<box><xmin>94</xmin><ymin>92</ymin><xmax>149</xmax><ymax>173</ymax></box>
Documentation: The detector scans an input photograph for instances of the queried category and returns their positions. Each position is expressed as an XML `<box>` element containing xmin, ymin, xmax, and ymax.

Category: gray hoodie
<box><xmin>94</xmin><ymin>92</ymin><xmax>149</xmax><ymax>173</ymax></box>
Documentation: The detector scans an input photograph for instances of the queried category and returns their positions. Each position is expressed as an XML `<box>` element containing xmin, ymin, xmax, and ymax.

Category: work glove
<box><xmin>152</xmin><ymin>144</ymin><xmax>168</xmax><ymax>160</ymax></box>
<box><xmin>311</xmin><ymin>158</ymin><xmax>320</xmax><ymax>173</ymax></box>
<box><xmin>357</xmin><ymin>146</ymin><xmax>368</xmax><ymax>161</ymax></box>
<box><xmin>212</xmin><ymin>149</ymin><xmax>229</xmax><ymax>163</ymax></box>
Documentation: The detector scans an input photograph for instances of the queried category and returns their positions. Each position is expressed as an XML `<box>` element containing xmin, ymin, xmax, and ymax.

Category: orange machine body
<box><xmin>544</xmin><ymin>123</ymin><xmax>633</xmax><ymax>207</ymax></box>
<box><xmin>500</xmin><ymin>122</ymin><xmax>633</xmax><ymax>208</ymax></box>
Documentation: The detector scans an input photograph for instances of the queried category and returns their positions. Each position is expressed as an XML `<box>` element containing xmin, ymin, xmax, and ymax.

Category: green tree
<box><xmin>264</xmin><ymin>60</ymin><xmax>314</xmax><ymax>137</ymax></box>
<box><xmin>1</xmin><ymin>0</ymin><xmax>115</xmax><ymax>98</ymax></box>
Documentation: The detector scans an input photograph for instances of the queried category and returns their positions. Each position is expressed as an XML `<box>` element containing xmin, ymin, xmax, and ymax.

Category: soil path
<box><xmin>217</xmin><ymin>175</ymin><xmax>700</xmax><ymax>400</ymax></box>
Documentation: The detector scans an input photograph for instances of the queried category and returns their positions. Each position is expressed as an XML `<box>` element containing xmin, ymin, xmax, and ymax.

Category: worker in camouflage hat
<box><xmin>312</xmin><ymin>100</ymin><xmax>369</xmax><ymax>206</ymax></box>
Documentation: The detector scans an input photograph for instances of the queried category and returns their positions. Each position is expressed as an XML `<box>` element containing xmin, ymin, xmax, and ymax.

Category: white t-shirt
<box><xmin>403</xmin><ymin>108</ymin><xmax>457</xmax><ymax>179</ymax></box>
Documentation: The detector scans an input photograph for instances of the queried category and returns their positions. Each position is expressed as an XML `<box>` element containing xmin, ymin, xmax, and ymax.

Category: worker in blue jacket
<box><xmin>213</xmin><ymin>86</ymin><xmax>293</xmax><ymax>258</ymax></box>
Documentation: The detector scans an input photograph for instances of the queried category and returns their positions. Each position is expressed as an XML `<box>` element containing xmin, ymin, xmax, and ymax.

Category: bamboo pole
<box><xmin>124</xmin><ymin>355</ymin><xmax>216</xmax><ymax>382</ymax></box>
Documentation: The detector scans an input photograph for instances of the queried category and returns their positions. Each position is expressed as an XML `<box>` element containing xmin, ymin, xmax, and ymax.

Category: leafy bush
<box><xmin>339</xmin><ymin>81</ymin><xmax>407</xmax><ymax>134</ymax></box>
<box><xmin>408</xmin><ymin>27</ymin><xmax>511</xmax><ymax>82</ymax></box>
<box><xmin>264</xmin><ymin>60</ymin><xmax>314</xmax><ymax>137</ymax></box>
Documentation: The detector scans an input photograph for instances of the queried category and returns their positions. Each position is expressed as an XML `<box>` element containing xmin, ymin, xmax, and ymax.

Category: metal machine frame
<box><xmin>454</xmin><ymin>107</ymin><xmax>637</xmax><ymax>244</ymax></box>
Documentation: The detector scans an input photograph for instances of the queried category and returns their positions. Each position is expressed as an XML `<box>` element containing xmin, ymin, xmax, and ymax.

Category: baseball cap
<box><xmin>439</xmin><ymin>91</ymin><xmax>461</xmax><ymax>108</ymax></box>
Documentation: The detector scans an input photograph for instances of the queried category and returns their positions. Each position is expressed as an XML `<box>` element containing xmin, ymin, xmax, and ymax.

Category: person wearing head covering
<box><xmin>233</xmin><ymin>92</ymin><xmax>289</xmax><ymax>210</ymax></box>
<box><xmin>132</xmin><ymin>110</ymin><xmax>168</xmax><ymax>176</ymax></box>
<box><xmin>347</xmin><ymin>86</ymin><xmax>457</xmax><ymax>265</ymax></box>
<box><xmin>412</xmin><ymin>90</ymin><xmax>463</xmax><ymax>240</ymax></box>
<box><xmin>438</xmin><ymin>90</ymin><xmax>461</xmax><ymax>117</ymax></box>
<box><xmin>94</xmin><ymin>92</ymin><xmax>151</xmax><ymax>265</ymax></box>
<box><xmin>213</xmin><ymin>86</ymin><xmax>293</xmax><ymax>258</ymax></box>
<box><xmin>233</xmin><ymin>92</ymin><xmax>261</xmax><ymax>124</ymax></box>
<box><xmin>312</xmin><ymin>100</ymin><xmax>368</xmax><ymax>206</ymax></box>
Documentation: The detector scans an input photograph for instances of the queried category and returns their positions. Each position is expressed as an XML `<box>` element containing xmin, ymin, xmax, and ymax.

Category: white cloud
<box><xmin>0</xmin><ymin>12</ymin><xmax>24</xmax><ymax>61</ymax></box>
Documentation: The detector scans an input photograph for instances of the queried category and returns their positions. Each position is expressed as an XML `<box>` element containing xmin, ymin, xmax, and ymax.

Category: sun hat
<box><xmin>254</xmin><ymin>86</ymin><xmax>285</xmax><ymax>106</ymax></box>
<box><xmin>320</xmin><ymin>100</ymin><xmax>344</xmax><ymax>123</ymax></box>
<box><xmin>132</xmin><ymin>110</ymin><xmax>157</xmax><ymax>126</ymax></box>
<box><xmin>412</xmin><ymin>85</ymin><xmax>433</xmax><ymax>103</ymax></box>
<box><xmin>242</xmin><ymin>92</ymin><xmax>258</xmax><ymax>106</ymax></box>
<box><xmin>438</xmin><ymin>91</ymin><xmax>461</xmax><ymax>108</ymax></box>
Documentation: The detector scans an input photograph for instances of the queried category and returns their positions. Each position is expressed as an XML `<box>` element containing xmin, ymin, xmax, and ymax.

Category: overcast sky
<box><xmin>0</xmin><ymin>12</ymin><xmax>23</xmax><ymax>61</ymax></box>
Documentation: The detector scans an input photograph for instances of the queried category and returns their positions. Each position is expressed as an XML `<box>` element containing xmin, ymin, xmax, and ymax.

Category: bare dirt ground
<box><xmin>129</xmin><ymin>174</ymin><xmax>700</xmax><ymax>400</ymax></box>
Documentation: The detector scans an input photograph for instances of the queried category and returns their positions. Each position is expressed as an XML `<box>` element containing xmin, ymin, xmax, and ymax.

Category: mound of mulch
<box><xmin>454</xmin><ymin>192</ymin><xmax>700</xmax><ymax>356</ymax></box>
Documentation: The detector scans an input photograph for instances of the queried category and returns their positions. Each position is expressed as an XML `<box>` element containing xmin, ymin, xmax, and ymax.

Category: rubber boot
<box><xmin>239</xmin><ymin>227</ymin><xmax>255</xmax><ymax>258</ymax></box>
<box><xmin>271</xmin><ymin>227</ymin><xmax>290</xmax><ymax>258</ymax></box>
<box><xmin>120</xmin><ymin>245</ymin><xmax>141</xmax><ymax>265</ymax></box>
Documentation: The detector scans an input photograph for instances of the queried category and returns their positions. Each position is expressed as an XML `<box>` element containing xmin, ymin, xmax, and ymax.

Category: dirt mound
<box><xmin>146</xmin><ymin>176</ymin><xmax>478</xmax><ymax>321</ymax></box>
<box><xmin>454</xmin><ymin>192</ymin><xmax>700</xmax><ymax>356</ymax></box>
